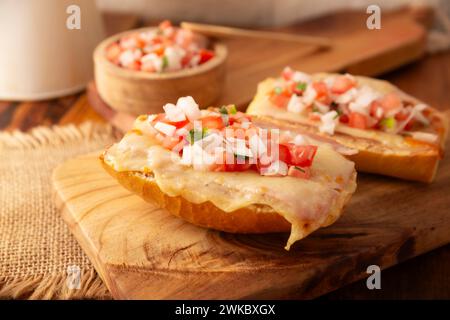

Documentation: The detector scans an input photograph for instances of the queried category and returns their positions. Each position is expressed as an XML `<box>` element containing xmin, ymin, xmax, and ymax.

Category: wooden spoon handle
<box><xmin>181</xmin><ymin>21</ymin><xmax>332</xmax><ymax>48</ymax></box>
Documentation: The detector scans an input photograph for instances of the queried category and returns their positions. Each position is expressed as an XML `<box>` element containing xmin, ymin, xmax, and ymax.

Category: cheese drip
<box><xmin>105</xmin><ymin>132</ymin><xmax>355</xmax><ymax>249</ymax></box>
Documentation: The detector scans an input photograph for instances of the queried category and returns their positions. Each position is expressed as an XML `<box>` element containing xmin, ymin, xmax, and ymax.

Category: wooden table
<box><xmin>2</xmin><ymin>11</ymin><xmax>449</xmax><ymax>300</ymax></box>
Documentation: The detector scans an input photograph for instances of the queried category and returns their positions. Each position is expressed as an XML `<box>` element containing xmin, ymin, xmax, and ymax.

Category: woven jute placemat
<box><xmin>0</xmin><ymin>122</ymin><xmax>117</xmax><ymax>299</ymax></box>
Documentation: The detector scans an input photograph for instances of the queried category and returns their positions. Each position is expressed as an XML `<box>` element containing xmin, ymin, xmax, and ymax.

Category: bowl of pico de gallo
<box><xmin>94</xmin><ymin>20</ymin><xmax>227</xmax><ymax>115</ymax></box>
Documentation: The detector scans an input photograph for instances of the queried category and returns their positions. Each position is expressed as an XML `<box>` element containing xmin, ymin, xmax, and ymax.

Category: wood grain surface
<box><xmin>2</xmin><ymin>10</ymin><xmax>450</xmax><ymax>299</ymax></box>
<box><xmin>52</xmin><ymin>142</ymin><xmax>450</xmax><ymax>299</ymax></box>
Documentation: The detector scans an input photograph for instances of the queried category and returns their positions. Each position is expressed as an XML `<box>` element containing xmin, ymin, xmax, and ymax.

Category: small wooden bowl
<box><xmin>94</xmin><ymin>27</ymin><xmax>227</xmax><ymax>116</ymax></box>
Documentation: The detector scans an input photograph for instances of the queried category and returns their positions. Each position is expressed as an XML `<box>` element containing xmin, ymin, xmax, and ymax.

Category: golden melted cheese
<box><xmin>104</xmin><ymin>129</ymin><xmax>356</xmax><ymax>249</ymax></box>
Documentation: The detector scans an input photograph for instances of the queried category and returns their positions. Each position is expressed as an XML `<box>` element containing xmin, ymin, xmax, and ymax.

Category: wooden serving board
<box><xmin>52</xmin><ymin>144</ymin><xmax>450</xmax><ymax>299</ymax></box>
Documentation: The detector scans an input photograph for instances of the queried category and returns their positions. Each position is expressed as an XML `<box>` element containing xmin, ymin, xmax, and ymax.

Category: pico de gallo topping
<box><xmin>268</xmin><ymin>67</ymin><xmax>436</xmax><ymax>141</ymax></box>
<box><xmin>138</xmin><ymin>96</ymin><xmax>318</xmax><ymax>179</ymax></box>
<box><xmin>106</xmin><ymin>20</ymin><xmax>215</xmax><ymax>73</ymax></box>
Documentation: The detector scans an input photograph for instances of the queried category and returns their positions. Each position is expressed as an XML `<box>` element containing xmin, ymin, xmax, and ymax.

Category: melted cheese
<box><xmin>104</xmin><ymin>132</ymin><xmax>355</xmax><ymax>249</ymax></box>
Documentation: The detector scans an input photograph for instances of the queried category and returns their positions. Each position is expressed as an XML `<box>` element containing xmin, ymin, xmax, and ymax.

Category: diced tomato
<box><xmin>369</xmin><ymin>101</ymin><xmax>384</xmax><ymax>119</ymax></box>
<box><xmin>169</xmin><ymin>119</ymin><xmax>190</xmax><ymax>129</ymax></box>
<box><xmin>282</xmin><ymin>67</ymin><xmax>294</xmax><ymax>81</ymax></box>
<box><xmin>106</xmin><ymin>43</ymin><xmax>121</xmax><ymax>63</ymax></box>
<box><xmin>201</xmin><ymin>116</ymin><xmax>225</xmax><ymax>129</ymax></box>
<box><xmin>125</xmin><ymin>60</ymin><xmax>141</xmax><ymax>71</ymax></box>
<box><xmin>226</xmin><ymin>126</ymin><xmax>247</xmax><ymax>139</ymax></box>
<box><xmin>233</xmin><ymin>112</ymin><xmax>251</xmax><ymax>122</ymax></box>
<box><xmin>339</xmin><ymin>114</ymin><xmax>349</xmax><ymax>123</ymax></box>
<box><xmin>286</xmin><ymin>81</ymin><xmax>296</xmax><ymax>95</ymax></box>
<box><xmin>159</xmin><ymin>20</ymin><xmax>172</xmax><ymax>29</ymax></box>
<box><xmin>120</xmin><ymin>35</ymin><xmax>145</xmax><ymax>49</ymax></box>
<box><xmin>213</xmin><ymin>151</ymin><xmax>253</xmax><ymax>172</ymax></box>
<box><xmin>288</xmin><ymin>166</ymin><xmax>311</xmax><ymax>179</ymax></box>
<box><xmin>348</xmin><ymin>112</ymin><xmax>368</xmax><ymax>129</ymax></box>
<box><xmin>181</xmin><ymin>52</ymin><xmax>193</xmax><ymax>67</ymax></box>
<box><xmin>331</xmin><ymin>75</ymin><xmax>356</xmax><ymax>94</ymax></box>
<box><xmin>380</xmin><ymin>93</ymin><xmax>402</xmax><ymax>112</ymax></box>
<box><xmin>270</xmin><ymin>91</ymin><xmax>291</xmax><ymax>108</ymax></box>
<box><xmin>135</xmin><ymin>36</ymin><xmax>146</xmax><ymax>48</ymax></box>
<box><xmin>151</xmin><ymin>36</ymin><xmax>163</xmax><ymax>45</ymax></box>
<box><xmin>199</xmin><ymin>49</ymin><xmax>214</xmax><ymax>64</ymax></box>
<box><xmin>153</xmin><ymin>114</ymin><xmax>189</xmax><ymax>129</ymax></box>
<box><xmin>278</xmin><ymin>144</ymin><xmax>291</xmax><ymax>164</ymax></box>
<box><xmin>394</xmin><ymin>110</ymin><xmax>409</xmax><ymax>121</ymax></box>
<box><xmin>313</xmin><ymin>81</ymin><xmax>327</xmax><ymax>97</ymax></box>
<box><xmin>285</xmin><ymin>144</ymin><xmax>317</xmax><ymax>167</ymax></box>
<box><xmin>153</xmin><ymin>45</ymin><xmax>165</xmax><ymax>56</ymax></box>
<box><xmin>256</xmin><ymin>142</ymin><xmax>290</xmax><ymax>167</ymax></box>
<box><xmin>312</xmin><ymin>81</ymin><xmax>331</xmax><ymax>104</ymax></box>
<box><xmin>226</xmin><ymin>162</ymin><xmax>253</xmax><ymax>172</ymax></box>
<box><xmin>404</xmin><ymin>118</ymin><xmax>415</xmax><ymax>131</ymax></box>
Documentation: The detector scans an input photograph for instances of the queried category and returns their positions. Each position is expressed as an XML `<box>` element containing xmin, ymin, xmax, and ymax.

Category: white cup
<box><xmin>0</xmin><ymin>0</ymin><xmax>105</xmax><ymax>100</ymax></box>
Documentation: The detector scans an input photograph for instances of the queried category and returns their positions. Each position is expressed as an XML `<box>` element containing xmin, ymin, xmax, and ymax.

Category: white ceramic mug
<box><xmin>0</xmin><ymin>0</ymin><xmax>105</xmax><ymax>100</ymax></box>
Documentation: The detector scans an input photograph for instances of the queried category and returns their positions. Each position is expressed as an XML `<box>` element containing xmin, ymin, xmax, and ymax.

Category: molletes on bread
<box><xmin>247</xmin><ymin>68</ymin><xmax>448</xmax><ymax>182</ymax></box>
<box><xmin>102</xmin><ymin>97</ymin><xmax>357</xmax><ymax>249</ymax></box>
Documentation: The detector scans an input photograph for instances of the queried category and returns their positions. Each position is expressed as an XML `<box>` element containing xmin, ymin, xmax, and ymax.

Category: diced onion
<box><xmin>335</xmin><ymin>87</ymin><xmax>358</xmax><ymax>104</ymax></box>
<box><xmin>118</xmin><ymin>50</ymin><xmax>136</xmax><ymax>67</ymax></box>
<box><xmin>249</xmin><ymin>134</ymin><xmax>267</xmax><ymax>157</ymax></box>
<box><xmin>410</xmin><ymin>131</ymin><xmax>438</xmax><ymax>143</ymax></box>
<box><xmin>412</xmin><ymin>104</ymin><xmax>430</xmax><ymax>126</ymax></box>
<box><xmin>315</xmin><ymin>101</ymin><xmax>330</xmax><ymax>114</ymax></box>
<box><xmin>177</xmin><ymin>96</ymin><xmax>201</xmax><ymax>121</ymax></box>
<box><xmin>175</xmin><ymin>127</ymin><xmax>189</xmax><ymax>137</ymax></box>
<box><xmin>302</xmin><ymin>85</ymin><xmax>317</xmax><ymax>106</ymax></box>
<box><xmin>196</xmin><ymin>133</ymin><xmax>224</xmax><ymax>151</ymax></box>
<box><xmin>348</xmin><ymin>86</ymin><xmax>379</xmax><ymax>116</ymax></box>
<box><xmin>180</xmin><ymin>145</ymin><xmax>193</xmax><ymax>165</ymax></box>
<box><xmin>293</xmin><ymin>134</ymin><xmax>307</xmax><ymax>145</ymax></box>
<box><xmin>319</xmin><ymin>111</ymin><xmax>339</xmax><ymax>135</ymax></box>
<box><xmin>141</xmin><ymin>53</ymin><xmax>163</xmax><ymax>72</ymax></box>
<box><xmin>292</xmin><ymin>71</ymin><xmax>311</xmax><ymax>83</ymax></box>
<box><xmin>260</xmin><ymin>160</ymin><xmax>288</xmax><ymax>176</ymax></box>
<box><xmin>154</xmin><ymin>121</ymin><xmax>176</xmax><ymax>136</ymax></box>
<box><xmin>164</xmin><ymin>46</ymin><xmax>184</xmax><ymax>71</ymax></box>
<box><xmin>226</xmin><ymin>137</ymin><xmax>253</xmax><ymax>158</ymax></box>
<box><xmin>287</xmin><ymin>95</ymin><xmax>306</xmax><ymax>113</ymax></box>
<box><xmin>163</xmin><ymin>103</ymin><xmax>186</xmax><ymax>122</ymax></box>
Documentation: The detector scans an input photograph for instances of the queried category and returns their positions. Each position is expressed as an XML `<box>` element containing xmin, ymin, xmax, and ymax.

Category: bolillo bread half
<box><xmin>101</xmin><ymin>154</ymin><xmax>356</xmax><ymax>235</ymax></box>
<box><xmin>100</xmin><ymin>132</ymin><xmax>357</xmax><ymax>250</ymax></box>
<box><xmin>247</xmin><ymin>74</ymin><xmax>449</xmax><ymax>183</ymax></box>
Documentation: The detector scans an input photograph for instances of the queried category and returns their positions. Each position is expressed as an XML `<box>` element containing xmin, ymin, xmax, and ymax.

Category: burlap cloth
<box><xmin>0</xmin><ymin>122</ymin><xmax>117</xmax><ymax>299</ymax></box>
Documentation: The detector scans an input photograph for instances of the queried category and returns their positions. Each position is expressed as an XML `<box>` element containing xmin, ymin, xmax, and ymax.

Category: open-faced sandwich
<box><xmin>247</xmin><ymin>67</ymin><xmax>448</xmax><ymax>182</ymax></box>
<box><xmin>101</xmin><ymin>97</ymin><xmax>357</xmax><ymax>249</ymax></box>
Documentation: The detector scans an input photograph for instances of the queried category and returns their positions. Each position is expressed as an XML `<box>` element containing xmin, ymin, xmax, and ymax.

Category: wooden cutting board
<box><xmin>52</xmin><ymin>141</ymin><xmax>450</xmax><ymax>299</ymax></box>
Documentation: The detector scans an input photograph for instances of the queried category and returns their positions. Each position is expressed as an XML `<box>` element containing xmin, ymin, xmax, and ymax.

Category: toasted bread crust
<box><xmin>247</xmin><ymin>75</ymin><xmax>449</xmax><ymax>183</ymax></box>
<box><xmin>100</xmin><ymin>155</ymin><xmax>356</xmax><ymax>235</ymax></box>
<box><xmin>348</xmin><ymin>146</ymin><xmax>439</xmax><ymax>182</ymax></box>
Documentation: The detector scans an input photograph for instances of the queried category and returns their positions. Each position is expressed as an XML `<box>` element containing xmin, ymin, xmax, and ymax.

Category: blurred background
<box><xmin>96</xmin><ymin>0</ymin><xmax>445</xmax><ymax>27</ymax></box>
